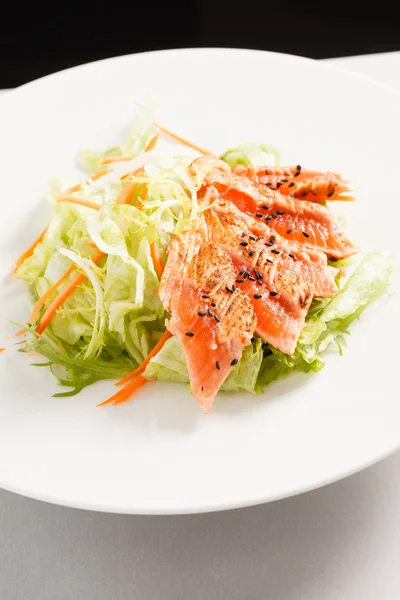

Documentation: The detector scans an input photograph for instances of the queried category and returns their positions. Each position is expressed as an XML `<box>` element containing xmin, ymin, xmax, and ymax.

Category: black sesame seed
<box><xmin>270</xmin><ymin>291</ymin><xmax>278</xmax><ymax>297</ymax></box>
<box><xmin>302</xmin><ymin>231</ymin><xmax>310</xmax><ymax>238</ymax></box>
<box><xmin>271</xmin><ymin>249</ymin><xmax>280</xmax><ymax>255</ymax></box>
<box><xmin>271</xmin><ymin>212</ymin><xmax>278</xmax><ymax>218</ymax></box>
<box><xmin>251</xmin><ymin>336</ymin><xmax>255</xmax><ymax>343</ymax></box>
<box><xmin>253</xmin><ymin>294</ymin><xmax>262</xmax><ymax>299</ymax></box>
<box><xmin>225</xmin><ymin>286</ymin><xmax>234</xmax><ymax>293</ymax></box>
<box><xmin>281</xmin><ymin>178</ymin><xmax>289</xmax><ymax>183</ymax></box>
<box><xmin>265</xmin><ymin>216</ymin><xmax>272</xmax><ymax>221</ymax></box>
<box><xmin>276</xmin><ymin>182</ymin><xmax>282</xmax><ymax>189</ymax></box>
<box><xmin>211</xmin><ymin>303</ymin><xmax>217</xmax><ymax>308</ymax></box>
<box><xmin>185</xmin><ymin>331</ymin><xmax>195</xmax><ymax>337</ymax></box>
<box><xmin>265</xmin><ymin>242</ymin><xmax>273</xmax><ymax>247</ymax></box>
<box><xmin>207</xmin><ymin>308</ymin><xmax>214</xmax><ymax>317</ymax></box>
<box><xmin>270</xmin><ymin>236</ymin><xmax>276</xmax><ymax>243</ymax></box>
<box><xmin>261</xmin><ymin>204</ymin><xmax>270</xmax><ymax>210</ymax></box>
<box><xmin>249</xmin><ymin>250</ymin><xmax>255</xmax><ymax>257</ymax></box>
<box><xmin>232</xmin><ymin>284</ymin><xmax>236</xmax><ymax>291</ymax></box>
<box><xmin>202</xmin><ymin>294</ymin><xmax>210</xmax><ymax>299</ymax></box>
<box><xmin>297</xmin><ymin>165</ymin><xmax>302</xmax><ymax>172</ymax></box>
<box><xmin>257</xmin><ymin>280</ymin><xmax>263</xmax><ymax>286</ymax></box>
<box><xmin>230</xmin><ymin>358</ymin><xmax>239</xmax><ymax>366</ymax></box>
<box><xmin>241</xmin><ymin>232</ymin><xmax>246</xmax><ymax>237</ymax></box>
<box><xmin>216</xmin><ymin>361</ymin><xmax>220</xmax><ymax>370</ymax></box>
<box><xmin>255</xmin><ymin>270</ymin><xmax>263</xmax><ymax>279</ymax></box>
<box><xmin>327</xmin><ymin>190</ymin><xmax>335</xmax><ymax>198</ymax></box>
<box><xmin>249</xmin><ymin>234</ymin><xmax>256</xmax><ymax>241</ymax></box>
<box><xmin>270</xmin><ymin>187</ymin><xmax>276</xmax><ymax>191</ymax></box>
<box><xmin>256</xmin><ymin>213</ymin><xmax>263</xmax><ymax>218</ymax></box>
<box><xmin>265</xmin><ymin>169</ymin><xmax>270</xmax><ymax>175</ymax></box>
<box><xmin>198</xmin><ymin>311</ymin><xmax>206</xmax><ymax>317</ymax></box>
<box><xmin>287</xmin><ymin>228</ymin><xmax>293</xmax><ymax>234</ymax></box>
<box><xmin>294</xmin><ymin>171</ymin><xmax>301</xmax><ymax>177</ymax></box>
<box><xmin>276</xmin><ymin>210</ymin><xmax>285</xmax><ymax>215</ymax></box>
<box><xmin>247</xmin><ymin>275</ymin><xmax>256</xmax><ymax>281</ymax></box>
<box><xmin>288</xmin><ymin>182</ymin><xmax>295</xmax><ymax>188</ymax></box>
<box><xmin>239</xmin><ymin>269</ymin><xmax>246</xmax><ymax>275</ymax></box>
<box><xmin>201</xmin><ymin>386</ymin><xmax>204</xmax><ymax>391</ymax></box>
<box><xmin>240</xmin><ymin>240</ymin><xmax>248</xmax><ymax>247</ymax></box>
<box><xmin>289</xmin><ymin>253</ymin><xmax>295</xmax><ymax>259</ymax></box>
<box><xmin>236</xmin><ymin>279</ymin><xmax>244</xmax><ymax>283</ymax></box>
<box><xmin>214</xmin><ymin>314</ymin><xmax>220</xmax><ymax>323</ymax></box>
<box><xmin>266</xmin><ymin>259</ymin><xmax>273</xmax><ymax>264</ymax></box>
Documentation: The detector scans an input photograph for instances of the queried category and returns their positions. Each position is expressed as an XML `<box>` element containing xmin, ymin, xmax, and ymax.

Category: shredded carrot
<box><xmin>30</xmin><ymin>265</ymin><xmax>76</xmax><ymax>325</ymax></box>
<box><xmin>100</xmin><ymin>156</ymin><xmax>134</xmax><ymax>165</ymax></box>
<box><xmin>145</xmin><ymin>134</ymin><xmax>159</xmax><ymax>151</ymax></box>
<box><xmin>35</xmin><ymin>250</ymin><xmax>105</xmax><ymax>335</ymax></box>
<box><xmin>8</xmin><ymin>328</ymin><xmax>26</xmax><ymax>340</ymax></box>
<box><xmin>99</xmin><ymin>135</ymin><xmax>158</xmax><ymax>165</ymax></box>
<box><xmin>98</xmin><ymin>375</ymin><xmax>147</xmax><ymax>407</ymax></box>
<box><xmin>154</xmin><ymin>121</ymin><xmax>214</xmax><ymax>156</ymax></box>
<box><xmin>117</xmin><ymin>181</ymin><xmax>138</xmax><ymax>205</ymax></box>
<box><xmin>0</xmin><ymin>348</ymin><xmax>5</xmax><ymax>353</ymax></box>
<box><xmin>63</xmin><ymin>168</ymin><xmax>109</xmax><ymax>195</ymax></box>
<box><xmin>331</xmin><ymin>195</ymin><xmax>355</xmax><ymax>202</ymax></box>
<box><xmin>116</xmin><ymin>329</ymin><xmax>172</xmax><ymax>387</ymax></box>
<box><xmin>57</xmin><ymin>196</ymin><xmax>101</xmax><ymax>210</ymax></box>
<box><xmin>150</xmin><ymin>242</ymin><xmax>164</xmax><ymax>278</ymax></box>
<box><xmin>12</xmin><ymin>228</ymin><xmax>48</xmax><ymax>274</ymax></box>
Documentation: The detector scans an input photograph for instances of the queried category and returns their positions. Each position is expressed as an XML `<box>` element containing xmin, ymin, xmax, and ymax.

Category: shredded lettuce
<box><xmin>256</xmin><ymin>251</ymin><xmax>392</xmax><ymax>392</ymax></box>
<box><xmin>221</xmin><ymin>143</ymin><xmax>280</xmax><ymax>168</ymax></box>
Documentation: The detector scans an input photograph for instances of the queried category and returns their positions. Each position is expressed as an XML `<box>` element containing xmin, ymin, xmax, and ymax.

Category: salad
<box><xmin>7</xmin><ymin>107</ymin><xmax>392</xmax><ymax>412</ymax></box>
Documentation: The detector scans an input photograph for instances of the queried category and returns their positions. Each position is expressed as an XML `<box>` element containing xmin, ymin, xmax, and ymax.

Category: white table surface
<box><xmin>1</xmin><ymin>52</ymin><xmax>400</xmax><ymax>600</ymax></box>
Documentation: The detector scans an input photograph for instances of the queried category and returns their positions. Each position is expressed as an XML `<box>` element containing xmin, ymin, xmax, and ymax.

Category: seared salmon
<box><xmin>203</xmin><ymin>195</ymin><xmax>338</xmax><ymax>354</ymax></box>
<box><xmin>232</xmin><ymin>164</ymin><xmax>352</xmax><ymax>202</ymax></box>
<box><xmin>199</xmin><ymin>163</ymin><xmax>358</xmax><ymax>260</ymax></box>
<box><xmin>160</xmin><ymin>229</ymin><xmax>256</xmax><ymax>413</ymax></box>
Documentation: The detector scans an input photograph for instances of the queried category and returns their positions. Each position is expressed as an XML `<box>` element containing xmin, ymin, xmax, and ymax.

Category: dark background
<box><xmin>1</xmin><ymin>1</ymin><xmax>399</xmax><ymax>88</ymax></box>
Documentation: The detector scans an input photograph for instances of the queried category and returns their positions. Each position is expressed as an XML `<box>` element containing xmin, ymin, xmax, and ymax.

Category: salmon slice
<box><xmin>200</xmin><ymin>167</ymin><xmax>358</xmax><ymax>260</ymax></box>
<box><xmin>160</xmin><ymin>229</ymin><xmax>256</xmax><ymax>413</ymax></box>
<box><xmin>232</xmin><ymin>164</ymin><xmax>353</xmax><ymax>201</ymax></box>
<box><xmin>203</xmin><ymin>198</ymin><xmax>338</xmax><ymax>354</ymax></box>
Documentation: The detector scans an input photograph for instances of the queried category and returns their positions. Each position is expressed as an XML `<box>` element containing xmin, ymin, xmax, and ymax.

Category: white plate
<box><xmin>0</xmin><ymin>49</ymin><xmax>399</xmax><ymax>514</ymax></box>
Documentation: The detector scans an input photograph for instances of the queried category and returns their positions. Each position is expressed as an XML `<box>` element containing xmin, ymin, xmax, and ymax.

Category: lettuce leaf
<box><xmin>256</xmin><ymin>251</ymin><xmax>392</xmax><ymax>392</ymax></box>
<box><xmin>221</xmin><ymin>143</ymin><xmax>280</xmax><ymax>168</ymax></box>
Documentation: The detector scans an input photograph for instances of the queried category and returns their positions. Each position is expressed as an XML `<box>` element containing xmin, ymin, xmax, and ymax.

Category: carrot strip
<box><xmin>100</xmin><ymin>156</ymin><xmax>134</xmax><ymax>165</ymax></box>
<box><xmin>117</xmin><ymin>181</ymin><xmax>138</xmax><ymax>205</ymax></box>
<box><xmin>154</xmin><ymin>122</ymin><xmax>214</xmax><ymax>156</ymax></box>
<box><xmin>113</xmin><ymin>376</ymin><xmax>147</xmax><ymax>405</ymax></box>
<box><xmin>150</xmin><ymin>242</ymin><xmax>164</xmax><ymax>278</ymax></box>
<box><xmin>98</xmin><ymin>375</ymin><xmax>147</xmax><ymax>407</ymax></box>
<box><xmin>0</xmin><ymin>348</ymin><xmax>5</xmax><ymax>352</ymax></box>
<box><xmin>145</xmin><ymin>134</ymin><xmax>159</xmax><ymax>151</ymax></box>
<box><xmin>63</xmin><ymin>168</ymin><xmax>109</xmax><ymax>195</ymax></box>
<box><xmin>99</xmin><ymin>135</ymin><xmax>158</xmax><ymax>165</ymax></box>
<box><xmin>331</xmin><ymin>195</ymin><xmax>355</xmax><ymax>202</ymax></box>
<box><xmin>13</xmin><ymin>228</ymin><xmax>48</xmax><ymax>274</ymax></box>
<box><xmin>116</xmin><ymin>329</ymin><xmax>172</xmax><ymax>386</ymax></box>
<box><xmin>35</xmin><ymin>250</ymin><xmax>105</xmax><ymax>335</ymax></box>
<box><xmin>30</xmin><ymin>264</ymin><xmax>76</xmax><ymax>325</ymax></box>
<box><xmin>57</xmin><ymin>196</ymin><xmax>101</xmax><ymax>210</ymax></box>
<box><xmin>8</xmin><ymin>328</ymin><xmax>26</xmax><ymax>339</ymax></box>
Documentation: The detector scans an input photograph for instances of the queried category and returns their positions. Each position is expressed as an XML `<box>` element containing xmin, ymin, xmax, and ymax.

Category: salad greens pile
<box><xmin>13</xmin><ymin>107</ymin><xmax>392</xmax><ymax>399</ymax></box>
